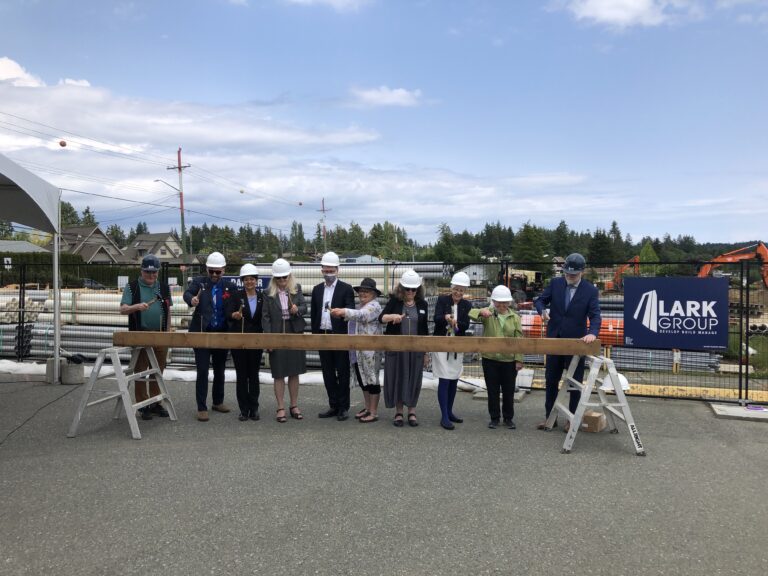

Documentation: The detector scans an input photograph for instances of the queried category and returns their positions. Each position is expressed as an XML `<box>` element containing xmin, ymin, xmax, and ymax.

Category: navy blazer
<box><xmin>225</xmin><ymin>289</ymin><xmax>264</xmax><ymax>334</ymax></box>
<box><xmin>183</xmin><ymin>276</ymin><xmax>237</xmax><ymax>333</ymax></box>
<box><xmin>534</xmin><ymin>276</ymin><xmax>601</xmax><ymax>339</ymax></box>
<box><xmin>310</xmin><ymin>279</ymin><xmax>355</xmax><ymax>334</ymax></box>
<box><xmin>433</xmin><ymin>294</ymin><xmax>471</xmax><ymax>337</ymax></box>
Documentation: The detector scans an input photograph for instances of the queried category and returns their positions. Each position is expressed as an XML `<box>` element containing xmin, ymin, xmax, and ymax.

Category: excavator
<box><xmin>697</xmin><ymin>241</ymin><xmax>768</xmax><ymax>288</ymax></box>
<box><xmin>607</xmin><ymin>255</ymin><xmax>640</xmax><ymax>291</ymax></box>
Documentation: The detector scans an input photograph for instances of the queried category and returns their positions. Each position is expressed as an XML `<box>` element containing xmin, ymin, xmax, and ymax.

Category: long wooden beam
<box><xmin>113</xmin><ymin>332</ymin><xmax>600</xmax><ymax>356</ymax></box>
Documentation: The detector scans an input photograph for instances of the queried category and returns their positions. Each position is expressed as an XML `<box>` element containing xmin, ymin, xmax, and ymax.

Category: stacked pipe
<box><xmin>38</xmin><ymin>292</ymin><xmax>193</xmax><ymax>328</ymax></box>
<box><xmin>0</xmin><ymin>296</ymin><xmax>44</xmax><ymax>323</ymax></box>
<box><xmin>748</xmin><ymin>324</ymin><xmax>768</xmax><ymax>335</ymax></box>
<box><xmin>610</xmin><ymin>347</ymin><xmax>720</xmax><ymax>373</ymax></box>
<box><xmin>0</xmin><ymin>323</ymin><xmax>33</xmax><ymax>358</ymax></box>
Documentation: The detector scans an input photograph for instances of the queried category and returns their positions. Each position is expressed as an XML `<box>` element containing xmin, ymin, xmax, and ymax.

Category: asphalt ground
<box><xmin>1</xmin><ymin>375</ymin><xmax>767</xmax><ymax>576</ymax></box>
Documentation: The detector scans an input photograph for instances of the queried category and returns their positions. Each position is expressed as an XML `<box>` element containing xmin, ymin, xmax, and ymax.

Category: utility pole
<box><xmin>317</xmin><ymin>197</ymin><xmax>331</xmax><ymax>253</ymax></box>
<box><xmin>167</xmin><ymin>147</ymin><xmax>190</xmax><ymax>258</ymax></box>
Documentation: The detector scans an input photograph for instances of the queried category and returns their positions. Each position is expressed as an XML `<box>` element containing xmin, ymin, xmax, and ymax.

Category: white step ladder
<box><xmin>543</xmin><ymin>355</ymin><xmax>645</xmax><ymax>456</ymax></box>
<box><xmin>67</xmin><ymin>346</ymin><xmax>177</xmax><ymax>440</ymax></box>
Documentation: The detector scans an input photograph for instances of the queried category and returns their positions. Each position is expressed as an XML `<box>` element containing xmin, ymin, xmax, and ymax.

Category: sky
<box><xmin>1</xmin><ymin>0</ymin><xmax>767</xmax><ymax>247</ymax></box>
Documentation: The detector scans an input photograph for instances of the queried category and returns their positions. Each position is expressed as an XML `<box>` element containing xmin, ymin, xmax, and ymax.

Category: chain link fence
<box><xmin>0</xmin><ymin>259</ymin><xmax>764</xmax><ymax>404</ymax></box>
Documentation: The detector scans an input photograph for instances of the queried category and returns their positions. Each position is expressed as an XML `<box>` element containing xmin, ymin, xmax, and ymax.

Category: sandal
<box><xmin>408</xmin><ymin>413</ymin><xmax>419</xmax><ymax>427</ymax></box>
<box><xmin>276</xmin><ymin>408</ymin><xmax>287</xmax><ymax>423</ymax></box>
<box><xmin>393</xmin><ymin>413</ymin><xmax>404</xmax><ymax>427</ymax></box>
<box><xmin>289</xmin><ymin>406</ymin><xmax>304</xmax><ymax>420</ymax></box>
<box><xmin>355</xmin><ymin>408</ymin><xmax>370</xmax><ymax>420</ymax></box>
<box><xmin>359</xmin><ymin>413</ymin><xmax>378</xmax><ymax>423</ymax></box>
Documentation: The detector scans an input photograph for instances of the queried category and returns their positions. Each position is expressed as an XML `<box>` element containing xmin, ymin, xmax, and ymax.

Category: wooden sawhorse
<box><xmin>67</xmin><ymin>346</ymin><xmax>177</xmax><ymax>440</ymax></box>
<box><xmin>543</xmin><ymin>355</ymin><xmax>645</xmax><ymax>456</ymax></box>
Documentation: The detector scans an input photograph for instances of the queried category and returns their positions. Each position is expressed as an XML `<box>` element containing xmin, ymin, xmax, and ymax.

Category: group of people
<box><xmin>122</xmin><ymin>250</ymin><xmax>601</xmax><ymax>430</ymax></box>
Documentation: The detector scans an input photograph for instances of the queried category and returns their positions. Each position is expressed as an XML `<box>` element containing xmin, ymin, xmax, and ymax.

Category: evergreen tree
<box><xmin>551</xmin><ymin>220</ymin><xmax>571</xmax><ymax>257</ymax></box>
<box><xmin>106</xmin><ymin>224</ymin><xmax>126</xmax><ymax>247</ymax></box>
<box><xmin>639</xmin><ymin>240</ymin><xmax>660</xmax><ymax>275</ymax></box>
<box><xmin>60</xmin><ymin>201</ymin><xmax>80</xmax><ymax>227</ymax></box>
<box><xmin>346</xmin><ymin>222</ymin><xmax>368</xmax><ymax>254</ymax></box>
<box><xmin>588</xmin><ymin>228</ymin><xmax>614</xmax><ymax>264</ymax></box>
<box><xmin>81</xmin><ymin>206</ymin><xmax>97</xmax><ymax>226</ymax></box>
<box><xmin>514</xmin><ymin>222</ymin><xmax>549</xmax><ymax>270</ymax></box>
<box><xmin>608</xmin><ymin>220</ymin><xmax>625</xmax><ymax>260</ymax></box>
<box><xmin>434</xmin><ymin>223</ymin><xmax>460</xmax><ymax>263</ymax></box>
<box><xmin>135</xmin><ymin>221</ymin><xmax>149</xmax><ymax>236</ymax></box>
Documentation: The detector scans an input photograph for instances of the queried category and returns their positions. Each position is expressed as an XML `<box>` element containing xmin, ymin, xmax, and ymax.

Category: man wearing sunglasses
<box><xmin>184</xmin><ymin>251</ymin><xmax>236</xmax><ymax>422</ymax></box>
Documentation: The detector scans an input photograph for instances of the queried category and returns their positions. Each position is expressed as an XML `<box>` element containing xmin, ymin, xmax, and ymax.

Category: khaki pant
<box><xmin>134</xmin><ymin>346</ymin><xmax>168</xmax><ymax>403</ymax></box>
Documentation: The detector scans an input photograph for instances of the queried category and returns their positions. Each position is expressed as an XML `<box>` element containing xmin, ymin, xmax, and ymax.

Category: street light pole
<box><xmin>154</xmin><ymin>177</ymin><xmax>188</xmax><ymax>258</ymax></box>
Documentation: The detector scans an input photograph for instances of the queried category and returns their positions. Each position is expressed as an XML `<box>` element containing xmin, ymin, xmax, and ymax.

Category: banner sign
<box><xmin>224</xmin><ymin>275</ymin><xmax>271</xmax><ymax>291</ymax></box>
<box><xmin>623</xmin><ymin>277</ymin><xmax>729</xmax><ymax>350</ymax></box>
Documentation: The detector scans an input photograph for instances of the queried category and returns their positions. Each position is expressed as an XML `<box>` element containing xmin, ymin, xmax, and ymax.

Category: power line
<box><xmin>0</xmin><ymin>110</ymin><xmax>306</xmax><ymax>209</ymax></box>
<box><xmin>61</xmin><ymin>188</ymin><xmax>285</xmax><ymax>234</ymax></box>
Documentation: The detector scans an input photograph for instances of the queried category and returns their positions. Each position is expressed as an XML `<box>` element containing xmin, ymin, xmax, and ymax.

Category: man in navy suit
<box><xmin>183</xmin><ymin>251</ymin><xmax>237</xmax><ymax>422</ymax></box>
<box><xmin>311</xmin><ymin>251</ymin><xmax>355</xmax><ymax>421</ymax></box>
<box><xmin>534</xmin><ymin>253</ymin><xmax>601</xmax><ymax>430</ymax></box>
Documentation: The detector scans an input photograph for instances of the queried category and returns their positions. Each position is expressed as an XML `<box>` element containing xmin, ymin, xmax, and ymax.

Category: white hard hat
<box><xmin>320</xmin><ymin>251</ymin><xmax>340</xmax><ymax>267</ymax></box>
<box><xmin>490</xmin><ymin>285</ymin><xmax>513</xmax><ymax>302</ymax></box>
<box><xmin>400</xmin><ymin>269</ymin><xmax>422</xmax><ymax>289</ymax></box>
<box><xmin>271</xmin><ymin>258</ymin><xmax>291</xmax><ymax>277</ymax></box>
<box><xmin>450</xmin><ymin>271</ymin><xmax>470</xmax><ymax>287</ymax></box>
<box><xmin>206</xmin><ymin>251</ymin><xmax>226</xmax><ymax>268</ymax></box>
<box><xmin>239</xmin><ymin>263</ymin><xmax>259</xmax><ymax>278</ymax></box>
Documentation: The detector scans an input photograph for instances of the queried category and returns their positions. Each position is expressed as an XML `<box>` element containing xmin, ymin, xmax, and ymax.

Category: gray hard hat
<box><xmin>563</xmin><ymin>253</ymin><xmax>586</xmax><ymax>273</ymax></box>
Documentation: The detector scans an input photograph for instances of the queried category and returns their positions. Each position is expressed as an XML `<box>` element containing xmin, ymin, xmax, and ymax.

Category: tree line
<box><xmin>0</xmin><ymin>201</ymin><xmax>758</xmax><ymax>265</ymax></box>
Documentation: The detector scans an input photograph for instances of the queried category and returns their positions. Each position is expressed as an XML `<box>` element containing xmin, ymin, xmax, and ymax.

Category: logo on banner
<box><xmin>633</xmin><ymin>290</ymin><xmax>719</xmax><ymax>334</ymax></box>
<box><xmin>623</xmin><ymin>277</ymin><xmax>728</xmax><ymax>351</ymax></box>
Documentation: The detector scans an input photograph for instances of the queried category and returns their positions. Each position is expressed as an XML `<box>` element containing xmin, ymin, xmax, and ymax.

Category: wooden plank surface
<box><xmin>113</xmin><ymin>331</ymin><xmax>600</xmax><ymax>356</ymax></box>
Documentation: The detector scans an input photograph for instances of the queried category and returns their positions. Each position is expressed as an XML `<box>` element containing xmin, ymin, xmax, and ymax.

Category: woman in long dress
<box><xmin>379</xmin><ymin>269</ymin><xmax>429</xmax><ymax>427</ymax></box>
<box><xmin>261</xmin><ymin>258</ymin><xmax>307</xmax><ymax>423</ymax></box>
<box><xmin>330</xmin><ymin>277</ymin><xmax>383</xmax><ymax>423</ymax></box>
<box><xmin>431</xmin><ymin>271</ymin><xmax>472</xmax><ymax>430</ymax></box>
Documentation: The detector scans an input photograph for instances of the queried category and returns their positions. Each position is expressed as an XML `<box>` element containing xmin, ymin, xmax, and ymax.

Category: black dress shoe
<box><xmin>337</xmin><ymin>409</ymin><xmax>349</xmax><ymax>421</ymax></box>
<box><xmin>488</xmin><ymin>419</ymin><xmax>499</xmax><ymax>429</ymax></box>
<box><xmin>238</xmin><ymin>413</ymin><xmax>249</xmax><ymax>422</ymax></box>
<box><xmin>504</xmin><ymin>419</ymin><xmax>516</xmax><ymax>430</ymax></box>
<box><xmin>250</xmin><ymin>411</ymin><xmax>260</xmax><ymax>421</ymax></box>
<box><xmin>150</xmin><ymin>403</ymin><xmax>169</xmax><ymax>417</ymax></box>
<box><xmin>441</xmin><ymin>421</ymin><xmax>455</xmax><ymax>430</ymax></box>
<box><xmin>138</xmin><ymin>408</ymin><xmax>153</xmax><ymax>421</ymax></box>
<box><xmin>449</xmin><ymin>414</ymin><xmax>463</xmax><ymax>424</ymax></box>
<box><xmin>318</xmin><ymin>408</ymin><xmax>339</xmax><ymax>418</ymax></box>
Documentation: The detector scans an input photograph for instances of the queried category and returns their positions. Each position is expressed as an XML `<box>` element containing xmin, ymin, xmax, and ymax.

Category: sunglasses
<box><xmin>208</xmin><ymin>269</ymin><xmax>223</xmax><ymax>275</ymax></box>
<box><xmin>404</xmin><ymin>287</ymin><xmax>417</xmax><ymax>292</ymax></box>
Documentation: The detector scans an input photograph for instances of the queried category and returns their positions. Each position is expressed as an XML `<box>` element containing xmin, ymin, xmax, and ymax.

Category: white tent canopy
<box><xmin>0</xmin><ymin>152</ymin><xmax>59</xmax><ymax>234</ymax></box>
<box><xmin>0</xmin><ymin>151</ymin><xmax>62</xmax><ymax>383</ymax></box>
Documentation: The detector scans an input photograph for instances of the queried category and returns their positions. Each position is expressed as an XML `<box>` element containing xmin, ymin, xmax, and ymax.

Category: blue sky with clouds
<box><xmin>1</xmin><ymin>0</ymin><xmax>767</xmax><ymax>245</ymax></box>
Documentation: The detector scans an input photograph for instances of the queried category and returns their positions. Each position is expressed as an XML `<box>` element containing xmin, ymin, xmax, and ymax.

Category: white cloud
<box><xmin>560</xmin><ymin>0</ymin><xmax>698</xmax><ymax>28</ymax></box>
<box><xmin>228</xmin><ymin>0</ymin><xmax>249</xmax><ymax>5</ymax></box>
<box><xmin>59</xmin><ymin>79</ymin><xmax>91</xmax><ymax>87</ymax></box>
<box><xmin>283</xmin><ymin>0</ymin><xmax>371</xmax><ymax>12</ymax></box>
<box><xmin>0</xmin><ymin>57</ymin><xmax>45</xmax><ymax>87</ymax></box>
<box><xmin>504</xmin><ymin>173</ymin><xmax>588</xmax><ymax>188</ymax></box>
<box><xmin>350</xmin><ymin>86</ymin><xmax>423</xmax><ymax>108</ymax></box>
